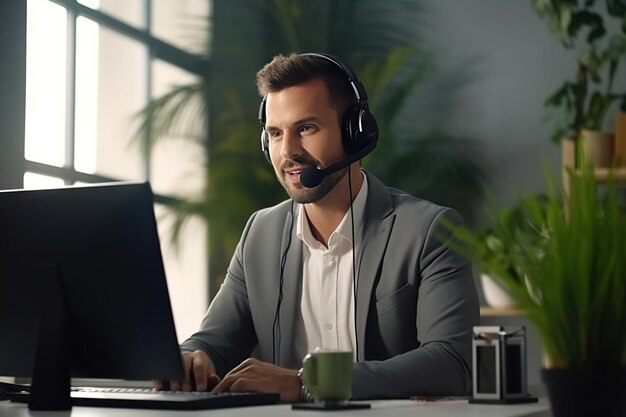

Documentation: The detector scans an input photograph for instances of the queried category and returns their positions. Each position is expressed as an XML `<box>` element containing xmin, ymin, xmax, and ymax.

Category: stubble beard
<box><xmin>278</xmin><ymin>168</ymin><xmax>347</xmax><ymax>204</ymax></box>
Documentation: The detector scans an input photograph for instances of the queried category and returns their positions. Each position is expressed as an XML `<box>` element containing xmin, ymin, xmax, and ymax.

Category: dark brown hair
<box><xmin>256</xmin><ymin>53</ymin><xmax>355</xmax><ymax>118</ymax></box>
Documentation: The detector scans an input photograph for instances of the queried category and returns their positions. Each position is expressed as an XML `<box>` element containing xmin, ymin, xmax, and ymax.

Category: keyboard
<box><xmin>8</xmin><ymin>387</ymin><xmax>281</xmax><ymax>410</ymax></box>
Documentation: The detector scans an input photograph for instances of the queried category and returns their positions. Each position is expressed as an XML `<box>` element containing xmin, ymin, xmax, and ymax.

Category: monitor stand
<box><xmin>27</xmin><ymin>264</ymin><xmax>72</xmax><ymax>411</ymax></box>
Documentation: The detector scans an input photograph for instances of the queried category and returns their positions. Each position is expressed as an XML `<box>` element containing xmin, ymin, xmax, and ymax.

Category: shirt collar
<box><xmin>296</xmin><ymin>171</ymin><xmax>369</xmax><ymax>249</ymax></box>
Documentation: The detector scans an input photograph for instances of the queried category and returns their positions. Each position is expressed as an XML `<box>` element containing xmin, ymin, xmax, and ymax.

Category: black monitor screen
<box><xmin>0</xmin><ymin>182</ymin><xmax>183</xmax><ymax>406</ymax></box>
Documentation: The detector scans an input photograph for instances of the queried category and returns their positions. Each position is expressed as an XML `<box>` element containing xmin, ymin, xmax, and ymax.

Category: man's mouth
<box><xmin>283</xmin><ymin>161</ymin><xmax>317</xmax><ymax>183</ymax></box>
<box><xmin>284</xmin><ymin>166</ymin><xmax>308</xmax><ymax>183</ymax></box>
<box><xmin>285</xmin><ymin>169</ymin><xmax>301</xmax><ymax>178</ymax></box>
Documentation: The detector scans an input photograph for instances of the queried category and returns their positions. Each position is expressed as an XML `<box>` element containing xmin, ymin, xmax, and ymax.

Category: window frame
<box><xmin>17</xmin><ymin>0</ymin><xmax>210</xmax><ymax>207</ymax></box>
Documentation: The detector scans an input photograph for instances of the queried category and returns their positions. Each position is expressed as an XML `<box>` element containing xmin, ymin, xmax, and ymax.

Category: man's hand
<box><xmin>212</xmin><ymin>358</ymin><xmax>301</xmax><ymax>403</ymax></box>
<box><xmin>153</xmin><ymin>350</ymin><xmax>220</xmax><ymax>392</ymax></box>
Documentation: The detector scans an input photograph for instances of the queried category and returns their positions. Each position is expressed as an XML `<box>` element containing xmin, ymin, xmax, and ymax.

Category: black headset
<box><xmin>258</xmin><ymin>52</ymin><xmax>379</xmax><ymax>164</ymax></box>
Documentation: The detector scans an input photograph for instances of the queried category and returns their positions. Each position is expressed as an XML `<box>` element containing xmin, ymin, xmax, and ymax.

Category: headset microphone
<box><xmin>300</xmin><ymin>141</ymin><xmax>377</xmax><ymax>188</ymax></box>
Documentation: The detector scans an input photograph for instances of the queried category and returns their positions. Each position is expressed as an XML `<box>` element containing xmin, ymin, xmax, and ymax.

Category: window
<box><xmin>23</xmin><ymin>0</ymin><xmax>211</xmax><ymax>343</ymax></box>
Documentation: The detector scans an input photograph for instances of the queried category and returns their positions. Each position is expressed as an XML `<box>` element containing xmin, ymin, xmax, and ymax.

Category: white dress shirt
<box><xmin>293</xmin><ymin>172</ymin><xmax>368</xmax><ymax>364</ymax></box>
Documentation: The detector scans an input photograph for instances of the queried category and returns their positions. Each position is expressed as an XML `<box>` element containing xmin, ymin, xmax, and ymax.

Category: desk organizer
<box><xmin>470</xmin><ymin>325</ymin><xmax>538</xmax><ymax>404</ymax></box>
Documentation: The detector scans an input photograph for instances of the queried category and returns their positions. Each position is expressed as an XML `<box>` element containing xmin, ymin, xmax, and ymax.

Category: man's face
<box><xmin>264</xmin><ymin>77</ymin><xmax>347</xmax><ymax>204</ymax></box>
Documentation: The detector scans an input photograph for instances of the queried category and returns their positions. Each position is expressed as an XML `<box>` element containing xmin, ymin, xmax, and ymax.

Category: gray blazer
<box><xmin>181</xmin><ymin>171</ymin><xmax>479</xmax><ymax>399</ymax></box>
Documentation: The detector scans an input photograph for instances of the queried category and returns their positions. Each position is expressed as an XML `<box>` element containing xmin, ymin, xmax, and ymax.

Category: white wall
<box><xmin>419</xmin><ymin>1</ymin><xmax>625</xmax><ymax>205</ymax></box>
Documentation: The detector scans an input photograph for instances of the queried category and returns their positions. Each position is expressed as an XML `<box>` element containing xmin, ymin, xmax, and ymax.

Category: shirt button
<box><xmin>324</xmin><ymin>323</ymin><xmax>333</xmax><ymax>331</ymax></box>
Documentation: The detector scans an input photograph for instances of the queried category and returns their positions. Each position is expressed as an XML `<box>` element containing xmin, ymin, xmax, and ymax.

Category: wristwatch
<box><xmin>296</xmin><ymin>368</ymin><xmax>312</xmax><ymax>402</ymax></box>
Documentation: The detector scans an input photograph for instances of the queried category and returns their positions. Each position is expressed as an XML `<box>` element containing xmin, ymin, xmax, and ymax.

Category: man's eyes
<box><xmin>268</xmin><ymin>125</ymin><xmax>316</xmax><ymax>138</ymax></box>
<box><xmin>300</xmin><ymin>125</ymin><xmax>316</xmax><ymax>134</ymax></box>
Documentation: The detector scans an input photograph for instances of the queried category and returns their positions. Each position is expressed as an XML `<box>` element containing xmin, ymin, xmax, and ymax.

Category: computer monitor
<box><xmin>0</xmin><ymin>182</ymin><xmax>184</xmax><ymax>410</ymax></box>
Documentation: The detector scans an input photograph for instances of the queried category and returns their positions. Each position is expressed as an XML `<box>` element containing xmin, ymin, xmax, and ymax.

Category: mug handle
<box><xmin>302</xmin><ymin>353</ymin><xmax>318</xmax><ymax>397</ymax></box>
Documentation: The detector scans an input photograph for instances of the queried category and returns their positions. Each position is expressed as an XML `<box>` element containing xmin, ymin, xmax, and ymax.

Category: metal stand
<box><xmin>470</xmin><ymin>325</ymin><xmax>537</xmax><ymax>404</ymax></box>
<box><xmin>27</xmin><ymin>264</ymin><xmax>72</xmax><ymax>411</ymax></box>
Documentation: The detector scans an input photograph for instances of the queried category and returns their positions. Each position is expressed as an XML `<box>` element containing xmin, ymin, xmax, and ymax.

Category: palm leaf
<box><xmin>133</xmin><ymin>82</ymin><xmax>208</xmax><ymax>154</ymax></box>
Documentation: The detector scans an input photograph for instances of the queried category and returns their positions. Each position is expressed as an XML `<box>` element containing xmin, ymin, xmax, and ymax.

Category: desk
<box><xmin>0</xmin><ymin>398</ymin><xmax>551</xmax><ymax>417</ymax></box>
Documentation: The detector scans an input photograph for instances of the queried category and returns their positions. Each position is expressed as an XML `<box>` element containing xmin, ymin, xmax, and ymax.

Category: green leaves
<box><xmin>532</xmin><ymin>0</ymin><xmax>626</xmax><ymax>142</ymax></box>
<box><xmin>443</xmin><ymin>165</ymin><xmax>626</xmax><ymax>368</ymax></box>
<box><xmin>573</xmin><ymin>10</ymin><xmax>606</xmax><ymax>43</ymax></box>
<box><xmin>531</xmin><ymin>0</ymin><xmax>575</xmax><ymax>46</ymax></box>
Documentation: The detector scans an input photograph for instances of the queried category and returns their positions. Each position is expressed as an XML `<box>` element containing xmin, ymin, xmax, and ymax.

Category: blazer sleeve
<box><xmin>352</xmin><ymin>208</ymin><xmax>480</xmax><ymax>399</ymax></box>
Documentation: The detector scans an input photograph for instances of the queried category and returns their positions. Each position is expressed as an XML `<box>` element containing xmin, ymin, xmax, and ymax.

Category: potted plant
<box><xmin>531</xmin><ymin>0</ymin><xmax>626</xmax><ymax>166</ymax></box>
<box><xmin>443</xmin><ymin>164</ymin><xmax>626</xmax><ymax>417</ymax></box>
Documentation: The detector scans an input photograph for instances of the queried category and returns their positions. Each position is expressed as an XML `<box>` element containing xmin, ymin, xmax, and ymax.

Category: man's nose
<box><xmin>280</xmin><ymin>131</ymin><xmax>302</xmax><ymax>160</ymax></box>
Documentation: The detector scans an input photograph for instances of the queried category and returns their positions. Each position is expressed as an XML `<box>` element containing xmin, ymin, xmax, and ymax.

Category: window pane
<box><xmin>25</xmin><ymin>0</ymin><xmax>67</xmax><ymax>167</ymax></box>
<box><xmin>154</xmin><ymin>204</ymin><xmax>207</xmax><ymax>343</ymax></box>
<box><xmin>74</xmin><ymin>22</ymin><xmax>146</xmax><ymax>180</ymax></box>
<box><xmin>74</xmin><ymin>16</ymin><xmax>99</xmax><ymax>174</ymax></box>
<box><xmin>150</xmin><ymin>60</ymin><xmax>205</xmax><ymax>197</ymax></box>
<box><xmin>152</xmin><ymin>0</ymin><xmax>210</xmax><ymax>55</ymax></box>
<box><xmin>23</xmin><ymin>172</ymin><xmax>65</xmax><ymax>189</ymax></box>
<box><xmin>78</xmin><ymin>0</ymin><xmax>144</xmax><ymax>30</ymax></box>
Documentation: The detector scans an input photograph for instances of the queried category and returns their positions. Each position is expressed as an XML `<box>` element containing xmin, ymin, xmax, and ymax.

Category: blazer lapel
<box><xmin>276</xmin><ymin>203</ymin><xmax>302</xmax><ymax>367</ymax></box>
<box><xmin>356</xmin><ymin>172</ymin><xmax>395</xmax><ymax>361</ymax></box>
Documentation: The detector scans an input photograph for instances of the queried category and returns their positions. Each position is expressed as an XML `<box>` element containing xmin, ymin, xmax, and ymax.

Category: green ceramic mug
<box><xmin>302</xmin><ymin>350</ymin><xmax>353</xmax><ymax>403</ymax></box>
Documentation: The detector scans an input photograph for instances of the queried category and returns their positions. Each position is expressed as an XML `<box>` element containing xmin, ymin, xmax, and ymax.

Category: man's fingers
<box><xmin>182</xmin><ymin>352</ymin><xmax>194</xmax><ymax>386</ymax></box>
<box><xmin>209</xmin><ymin>358</ymin><xmax>300</xmax><ymax>403</ymax></box>
<box><xmin>156</xmin><ymin>350</ymin><xmax>217</xmax><ymax>392</ymax></box>
<box><xmin>228</xmin><ymin>378</ymin><xmax>256</xmax><ymax>393</ymax></box>
<box><xmin>169</xmin><ymin>379</ymin><xmax>181</xmax><ymax>392</ymax></box>
<box><xmin>225</xmin><ymin>357</ymin><xmax>257</xmax><ymax>376</ymax></box>
<box><xmin>191</xmin><ymin>350</ymin><xmax>216</xmax><ymax>391</ymax></box>
<box><xmin>180</xmin><ymin>378</ymin><xmax>192</xmax><ymax>392</ymax></box>
<box><xmin>211</xmin><ymin>374</ymin><xmax>234</xmax><ymax>393</ymax></box>
<box><xmin>170</xmin><ymin>352</ymin><xmax>192</xmax><ymax>392</ymax></box>
<box><xmin>191</xmin><ymin>351</ymin><xmax>209</xmax><ymax>390</ymax></box>
<box><xmin>207</xmin><ymin>374</ymin><xmax>221</xmax><ymax>390</ymax></box>
<box><xmin>211</xmin><ymin>358</ymin><xmax>255</xmax><ymax>393</ymax></box>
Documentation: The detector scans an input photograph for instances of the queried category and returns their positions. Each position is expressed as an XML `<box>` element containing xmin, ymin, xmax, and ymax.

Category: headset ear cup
<box><xmin>259</xmin><ymin>95</ymin><xmax>272</xmax><ymax>164</ymax></box>
<box><xmin>343</xmin><ymin>105</ymin><xmax>379</xmax><ymax>155</ymax></box>
<box><xmin>342</xmin><ymin>105</ymin><xmax>360</xmax><ymax>154</ymax></box>
<box><xmin>261</xmin><ymin>131</ymin><xmax>271</xmax><ymax>163</ymax></box>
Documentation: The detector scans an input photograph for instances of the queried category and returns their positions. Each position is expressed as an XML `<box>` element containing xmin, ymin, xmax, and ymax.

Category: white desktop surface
<box><xmin>0</xmin><ymin>398</ymin><xmax>551</xmax><ymax>417</ymax></box>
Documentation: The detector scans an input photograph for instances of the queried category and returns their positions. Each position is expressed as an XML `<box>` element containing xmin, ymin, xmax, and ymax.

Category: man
<box><xmin>156</xmin><ymin>53</ymin><xmax>479</xmax><ymax>402</ymax></box>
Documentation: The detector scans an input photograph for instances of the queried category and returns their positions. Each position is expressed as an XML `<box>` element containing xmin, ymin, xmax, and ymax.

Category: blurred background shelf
<box><xmin>561</xmin><ymin>138</ymin><xmax>626</xmax><ymax>196</ymax></box>
<box><xmin>480</xmin><ymin>306</ymin><xmax>524</xmax><ymax>317</ymax></box>
<box><xmin>589</xmin><ymin>167</ymin><xmax>626</xmax><ymax>182</ymax></box>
